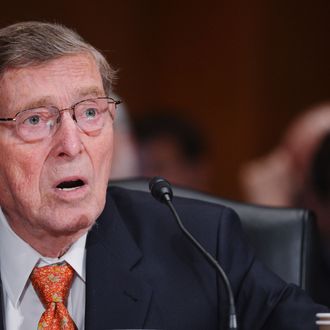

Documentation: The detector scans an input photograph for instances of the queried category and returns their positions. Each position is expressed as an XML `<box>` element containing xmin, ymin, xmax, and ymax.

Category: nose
<box><xmin>51</xmin><ymin>111</ymin><xmax>84</xmax><ymax>158</ymax></box>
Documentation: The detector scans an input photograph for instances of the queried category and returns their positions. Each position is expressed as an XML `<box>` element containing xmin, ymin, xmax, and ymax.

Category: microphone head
<box><xmin>149</xmin><ymin>176</ymin><xmax>173</xmax><ymax>203</ymax></box>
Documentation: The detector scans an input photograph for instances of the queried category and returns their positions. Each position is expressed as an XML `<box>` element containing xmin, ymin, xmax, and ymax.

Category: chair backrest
<box><xmin>109</xmin><ymin>178</ymin><xmax>321</xmax><ymax>297</ymax></box>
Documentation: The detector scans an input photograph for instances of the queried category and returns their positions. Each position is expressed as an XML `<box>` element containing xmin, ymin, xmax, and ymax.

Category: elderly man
<box><xmin>0</xmin><ymin>21</ymin><xmax>326</xmax><ymax>330</ymax></box>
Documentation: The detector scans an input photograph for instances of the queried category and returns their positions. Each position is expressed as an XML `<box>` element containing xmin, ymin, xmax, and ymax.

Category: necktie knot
<box><xmin>30</xmin><ymin>262</ymin><xmax>77</xmax><ymax>329</ymax></box>
<box><xmin>31</xmin><ymin>262</ymin><xmax>74</xmax><ymax>306</ymax></box>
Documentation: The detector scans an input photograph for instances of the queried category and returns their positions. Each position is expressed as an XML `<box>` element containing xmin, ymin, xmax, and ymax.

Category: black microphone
<box><xmin>149</xmin><ymin>176</ymin><xmax>238</xmax><ymax>330</ymax></box>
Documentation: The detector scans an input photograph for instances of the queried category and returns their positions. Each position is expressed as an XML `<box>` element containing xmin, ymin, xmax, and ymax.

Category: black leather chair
<box><xmin>109</xmin><ymin>178</ymin><xmax>325</xmax><ymax>302</ymax></box>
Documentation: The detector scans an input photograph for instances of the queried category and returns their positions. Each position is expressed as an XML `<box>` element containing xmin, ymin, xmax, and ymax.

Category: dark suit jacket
<box><xmin>82</xmin><ymin>186</ymin><xmax>328</xmax><ymax>330</ymax></box>
<box><xmin>0</xmin><ymin>186</ymin><xmax>322</xmax><ymax>329</ymax></box>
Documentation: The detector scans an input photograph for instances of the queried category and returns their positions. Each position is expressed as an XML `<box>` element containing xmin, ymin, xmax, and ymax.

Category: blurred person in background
<box><xmin>240</xmin><ymin>103</ymin><xmax>330</xmax><ymax>307</ymax></box>
<box><xmin>240</xmin><ymin>102</ymin><xmax>330</xmax><ymax>207</ymax></box>
<box><xmin>134</xmin><ymin>112</ymin><xmax>213</xmax><ymax>192</ymax></box>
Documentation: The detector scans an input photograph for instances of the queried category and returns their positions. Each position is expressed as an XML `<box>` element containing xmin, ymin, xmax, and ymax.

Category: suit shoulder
<box><xmin>107</xmin><ymin>186</ymin><xmax>241</xmax><ymax>236</ymax></box>
<box><xmin>108</xmin><ymin>185</ymin><xmax>238</xmax><ymax>215</ymax></box>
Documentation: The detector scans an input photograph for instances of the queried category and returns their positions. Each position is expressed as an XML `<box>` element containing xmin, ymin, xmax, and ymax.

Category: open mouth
<box><xmin>56</xmin><ymin>179</ymin><xmax>85</xmax><ymax>191</ymax></box>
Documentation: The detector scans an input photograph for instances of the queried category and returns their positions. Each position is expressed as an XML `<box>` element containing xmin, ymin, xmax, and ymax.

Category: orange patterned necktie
<box><xmin>30</xmin><ymin>262</ymin><xmax>77</xmax><ymax>330</ymax></box>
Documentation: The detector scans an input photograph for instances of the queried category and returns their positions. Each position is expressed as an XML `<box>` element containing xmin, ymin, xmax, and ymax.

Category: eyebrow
<box><xmin>22</xmin><ymin>97</ymin><xmax>54</xmax><ymax>111</ymax></box>
<box><xmin>19</xmin><ymin>86</ymin><xmax>105</xmax><ymax>112</ymax></box>
<box><xmin>75</xmin><ymin>86</ymin><xmax>105</xmax><ymax>99</ymax></box>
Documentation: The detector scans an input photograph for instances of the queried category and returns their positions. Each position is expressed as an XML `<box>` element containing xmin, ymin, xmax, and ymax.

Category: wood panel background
<box><xmin>1</xmin><ymin>0</ymin><xmax>330</xmax><ymax>199</ymax></box>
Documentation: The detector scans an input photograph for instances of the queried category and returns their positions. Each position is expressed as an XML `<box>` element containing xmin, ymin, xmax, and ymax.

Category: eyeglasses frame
<box><xmin>0</xmin><ymin>96</ymin><xmax>122</xmax><ymax>123</ymax></box>
<box><xmin>0</xmin><ymin>96</ymin><xmax>122</xmax><ymax>142</ymax></box>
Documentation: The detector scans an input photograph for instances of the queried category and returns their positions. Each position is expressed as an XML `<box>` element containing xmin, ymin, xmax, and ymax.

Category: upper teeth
<box><xmin>58</xmin><ymin>187</ymin><xmax>80</xmax><ymax>191</ymax></box>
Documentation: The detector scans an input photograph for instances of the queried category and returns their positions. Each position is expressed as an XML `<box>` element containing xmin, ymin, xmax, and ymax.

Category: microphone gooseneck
<box><xmin>149</xmin><ymin>176</ymin><xmax>238</xmax><ymax>330</ymax></box>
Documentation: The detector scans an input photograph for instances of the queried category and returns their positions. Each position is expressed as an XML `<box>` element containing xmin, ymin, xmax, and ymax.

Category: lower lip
<box><xmin>53</xmin><ymin>184</ymin><xmax>89</xmax><ymax>200</ymax></box>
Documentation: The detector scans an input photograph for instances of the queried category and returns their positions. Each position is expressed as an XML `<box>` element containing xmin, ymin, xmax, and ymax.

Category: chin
<box><xmin>41</xmin><ymin>208</ymin><xmax>99</xmax><ymax>236</ymax></box>
<box><xmin>35</xmin><ymin>193</ymin><xmax>106</xmax><ymax>235</ymax></box>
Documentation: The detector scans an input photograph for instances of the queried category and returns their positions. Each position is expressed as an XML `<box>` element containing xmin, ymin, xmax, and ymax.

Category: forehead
<box><xmin>0</xmin><ymin>53</ymin><xmax>104</xmax><ymax>115</ymax></box>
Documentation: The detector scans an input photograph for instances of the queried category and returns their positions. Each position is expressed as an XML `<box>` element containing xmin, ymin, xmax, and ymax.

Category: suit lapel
<box><xmin>85</xmin><ymin>194</ymin><xmax>153</xmax><ymax>330</ymax></box>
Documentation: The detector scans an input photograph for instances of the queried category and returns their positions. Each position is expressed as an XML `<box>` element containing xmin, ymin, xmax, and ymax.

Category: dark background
<box><xmin>1</xmin><ymin>0</ymin><xmax>330</xmax><ymax>199</ymax></box>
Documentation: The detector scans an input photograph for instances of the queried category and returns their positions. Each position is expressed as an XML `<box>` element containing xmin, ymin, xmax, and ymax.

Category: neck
<box><xmin>21</xmin><ymin>232</ymin><xmax>84</xmax><ymax>258</ymax></box>
<box><xmin>14</xmin><ymin>227</ymin><xmax>86</xmax><ymax>258</ymax></box>
<box><xmin>3</xmin><ymin>211</ymin><xmax>89</xmax><ymax>258</ymax></box>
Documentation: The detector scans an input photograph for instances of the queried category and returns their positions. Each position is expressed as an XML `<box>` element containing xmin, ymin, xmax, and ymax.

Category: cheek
<box><xmin>93</xmin><ymin>131</ymin><xmax>114</xmax><ymax>180</ymax></box>
<box><xmin>0</xmin><ymin>146</ymin><xmax>44</xmax><ymax>206</ymax></box>
<box><xmin>100</xmin><ymin>140</ymin><xmax>113</xmax><ymax>175</ymax></box>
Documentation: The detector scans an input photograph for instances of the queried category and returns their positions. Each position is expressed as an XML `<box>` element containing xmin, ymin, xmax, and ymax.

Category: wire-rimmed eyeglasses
<box><xmin>0</xmin><ymin>96</ymin><xmax>121</xmax><ymax>142</ymax></box>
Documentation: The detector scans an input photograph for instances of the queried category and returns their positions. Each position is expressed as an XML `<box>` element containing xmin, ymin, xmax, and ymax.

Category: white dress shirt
<box><xmin>0</xmin><ymin>207</ymin><xmax>86</xmax><ymax>330</ymax></box>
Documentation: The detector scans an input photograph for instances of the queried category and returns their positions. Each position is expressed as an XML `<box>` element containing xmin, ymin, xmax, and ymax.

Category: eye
<box><xmin>24</xmin><ymin>115</ymin><xmax>41</xmax><ymax>126</ymax></box>
<box><xmin>19</xmin><ymin>108</ymin><xmax>56</xmax><ymax>128</ymax></box>
<box><xmin>84</xmin><ymin>107</ymin><xmax>97</xmax><ymax>119</ymax></box>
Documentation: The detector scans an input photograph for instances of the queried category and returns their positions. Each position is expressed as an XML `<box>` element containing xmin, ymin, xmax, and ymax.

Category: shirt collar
<box><xmin>0</xmin><ymin>207</ymin><xmax>86</xmax><ymax>307</ymax></box>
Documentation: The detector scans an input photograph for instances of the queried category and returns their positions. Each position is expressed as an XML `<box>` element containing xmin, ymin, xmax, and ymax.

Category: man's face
<box><xmin>0</xmin><ymin>53</ymin><xmax>113</xmax><ymax>239</ymax></box>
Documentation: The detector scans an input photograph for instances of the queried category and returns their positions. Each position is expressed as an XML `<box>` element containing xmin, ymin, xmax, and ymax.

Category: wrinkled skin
<box><xmin>0</xmin><ymin>53</ymin><xmax>114</xmax><ymax>257</ymax></box>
